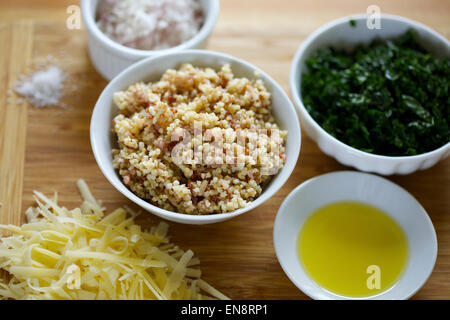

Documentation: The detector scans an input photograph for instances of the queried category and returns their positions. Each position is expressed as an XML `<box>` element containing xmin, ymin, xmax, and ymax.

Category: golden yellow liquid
<box><xmin>298</xmin><ymin>201</ymin><xmax>409</xmax><ymax>298</ymax></box>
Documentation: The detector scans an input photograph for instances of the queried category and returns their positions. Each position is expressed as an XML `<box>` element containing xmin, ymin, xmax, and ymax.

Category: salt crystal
<box><xmin>14</xmin><ymin>65</ymin><xmax>66</xmax><ymax>108</ymax></box>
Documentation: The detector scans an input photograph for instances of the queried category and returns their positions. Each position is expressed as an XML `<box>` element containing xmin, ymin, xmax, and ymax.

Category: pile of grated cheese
<box><xmin>14</xmin><ymin>65</ymin><xmax>66</xmax><ymax>108</ymax></box>
<box><xmin>0</xmin><ymin>180</ymin><xmax>228</xmax><ymax>300</ymax></box>
<box><xmin>96</xmin><ymin>0</ymin><xmax>204</xmax><ymax>50</ymax></box>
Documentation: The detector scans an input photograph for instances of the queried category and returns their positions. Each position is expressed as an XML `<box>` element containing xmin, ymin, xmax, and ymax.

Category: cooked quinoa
<box><xmin>112</xmin><ymin>64</ymin><xmax>287</xmax><ymax>215</ymax></box>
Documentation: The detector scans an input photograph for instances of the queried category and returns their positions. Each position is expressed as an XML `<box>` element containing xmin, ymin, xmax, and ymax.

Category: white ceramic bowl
<box><xmin>274</xmin><ymin>171</ymin><xmax>437</xmax><ymax>300</ymax></box>
<box><xmin>290</xmin><ymin>14</ymin><xmax>450</xmax><ymax>175</ymax></box>
<box><xmin>91</xmin><ymin>50</ymin><xmax>301</xmax><ymax>225</ymax></box>
<box><xmin>81</xmin><ymin>0</ymin><xmax>220</xmax><ymax>80</ymax></box>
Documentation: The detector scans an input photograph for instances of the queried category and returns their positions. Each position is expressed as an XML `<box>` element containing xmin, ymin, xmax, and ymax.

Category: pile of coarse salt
<box><xmin>14</xmin><ymin>65</ymin><xmax>66</xmax><ymax>108</ymax></box>
<box><xmin>96</xmin><ymin>0</ymin><xmax>204</xmax><ymax>50</ymax></box>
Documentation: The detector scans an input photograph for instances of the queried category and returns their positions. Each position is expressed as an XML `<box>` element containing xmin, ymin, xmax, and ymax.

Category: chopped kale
<box><xmin>301</xmin><ymin>30</ymin><xmax>450</xmax><ymax>156</ymax></box>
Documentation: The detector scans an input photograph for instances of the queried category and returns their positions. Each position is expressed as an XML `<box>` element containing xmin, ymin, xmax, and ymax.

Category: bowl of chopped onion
<box><xmin>81</xmin><ymin>0</ymin><xmax>220</xmax><ymax>80</ymax></box>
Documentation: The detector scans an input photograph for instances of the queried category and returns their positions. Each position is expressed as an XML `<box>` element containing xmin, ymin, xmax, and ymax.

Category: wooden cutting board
<box><xmin>0</xmin><ymin>1</ymin><xmax>449</xmax><ymax>300</ymax></box>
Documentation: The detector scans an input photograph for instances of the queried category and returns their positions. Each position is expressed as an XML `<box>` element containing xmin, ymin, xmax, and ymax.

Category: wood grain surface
<box><xmin>0</xmin><ymin>0</ymin><xmax>449</xmax><ymax>300</ymax></box>
<box><xmin>0</xmin><ymin>21</ymin><xmax>34</xmax><ymax>227</ymax></box>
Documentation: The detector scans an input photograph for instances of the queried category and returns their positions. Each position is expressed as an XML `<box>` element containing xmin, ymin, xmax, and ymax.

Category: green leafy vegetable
<box><xmin>301</xmin><ymin>30</ymin><xmax>450</xmax><ymax>156</ymax></box>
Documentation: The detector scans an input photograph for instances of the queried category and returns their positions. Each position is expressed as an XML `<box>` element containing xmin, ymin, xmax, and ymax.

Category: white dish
<box><xmin>273</xmin><ymin>171</ymin><xmax>438</xmax><ymax>300</ymax></box>
<box><xmin>290</xmin><ymin>14</ymin><xmax>450</xmax><ymax>175</ymax></box>
<box><xmin>90</xmin><ymin>50</ymin><xmax>301</xmax><ymax>225</ymax></box>
<box><xmin>81</xmin><ymin>0</ymin><xmax>220</xmax><ymax>80</ymax></box>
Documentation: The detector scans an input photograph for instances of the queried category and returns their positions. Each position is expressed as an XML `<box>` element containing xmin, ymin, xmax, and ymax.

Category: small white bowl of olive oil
<box><xmin>273</xmin><ymin>171</ymin><xmax>437</xmax><ymax>300</ymax></box>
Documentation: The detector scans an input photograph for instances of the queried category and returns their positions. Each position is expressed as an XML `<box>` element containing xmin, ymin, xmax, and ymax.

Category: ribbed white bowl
<box><xmin>81</xmin><ymin>0</ymin><xmax>219</xmax><ymax>80</ymax></box>
<box><xmin>290</xmin><ymin>14</ymin><xmax>450</xmax><ymax>175</ymax></box>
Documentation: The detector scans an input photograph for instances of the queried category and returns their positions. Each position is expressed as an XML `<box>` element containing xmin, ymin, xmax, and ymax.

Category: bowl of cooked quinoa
<box><xmin>81</xmin><ymin>0</ymin><xmax>219</xmax><ymax>80</ymax></box>
<box><xmin>91</xmin><ymin>50</ymin><xmax>301</xmax><ymax>224</ymax></box>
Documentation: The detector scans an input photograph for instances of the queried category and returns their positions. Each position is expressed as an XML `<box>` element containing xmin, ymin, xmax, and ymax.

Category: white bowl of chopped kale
<box><xmin>290</xmin><ymin>14</ymin><xmax>450</xmax><ymax>175</ymax></box>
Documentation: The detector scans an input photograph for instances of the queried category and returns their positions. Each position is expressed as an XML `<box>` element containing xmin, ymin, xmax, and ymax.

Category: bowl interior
<box><xmin>91</xmin><ymin>50</ymin><xmax>301</xmax><ymax>224</ymax></box>
<box><xmin>274</xmin><ymin>171</ymin><xmax>437</xmax><ymax>300</ymax></box>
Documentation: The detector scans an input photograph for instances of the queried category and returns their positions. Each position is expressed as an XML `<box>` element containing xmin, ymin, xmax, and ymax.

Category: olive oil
<box><xmin>298</xmin><ymin>201</ymin><xmax>409</xmax><ymax>298</ymax></box>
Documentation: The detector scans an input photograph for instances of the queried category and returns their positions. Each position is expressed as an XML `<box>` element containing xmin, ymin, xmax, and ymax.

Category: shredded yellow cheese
<box><xmin>0</xmin><ymin>179</ymin><xmax>229</xmax><ymax>300</ymax></box>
